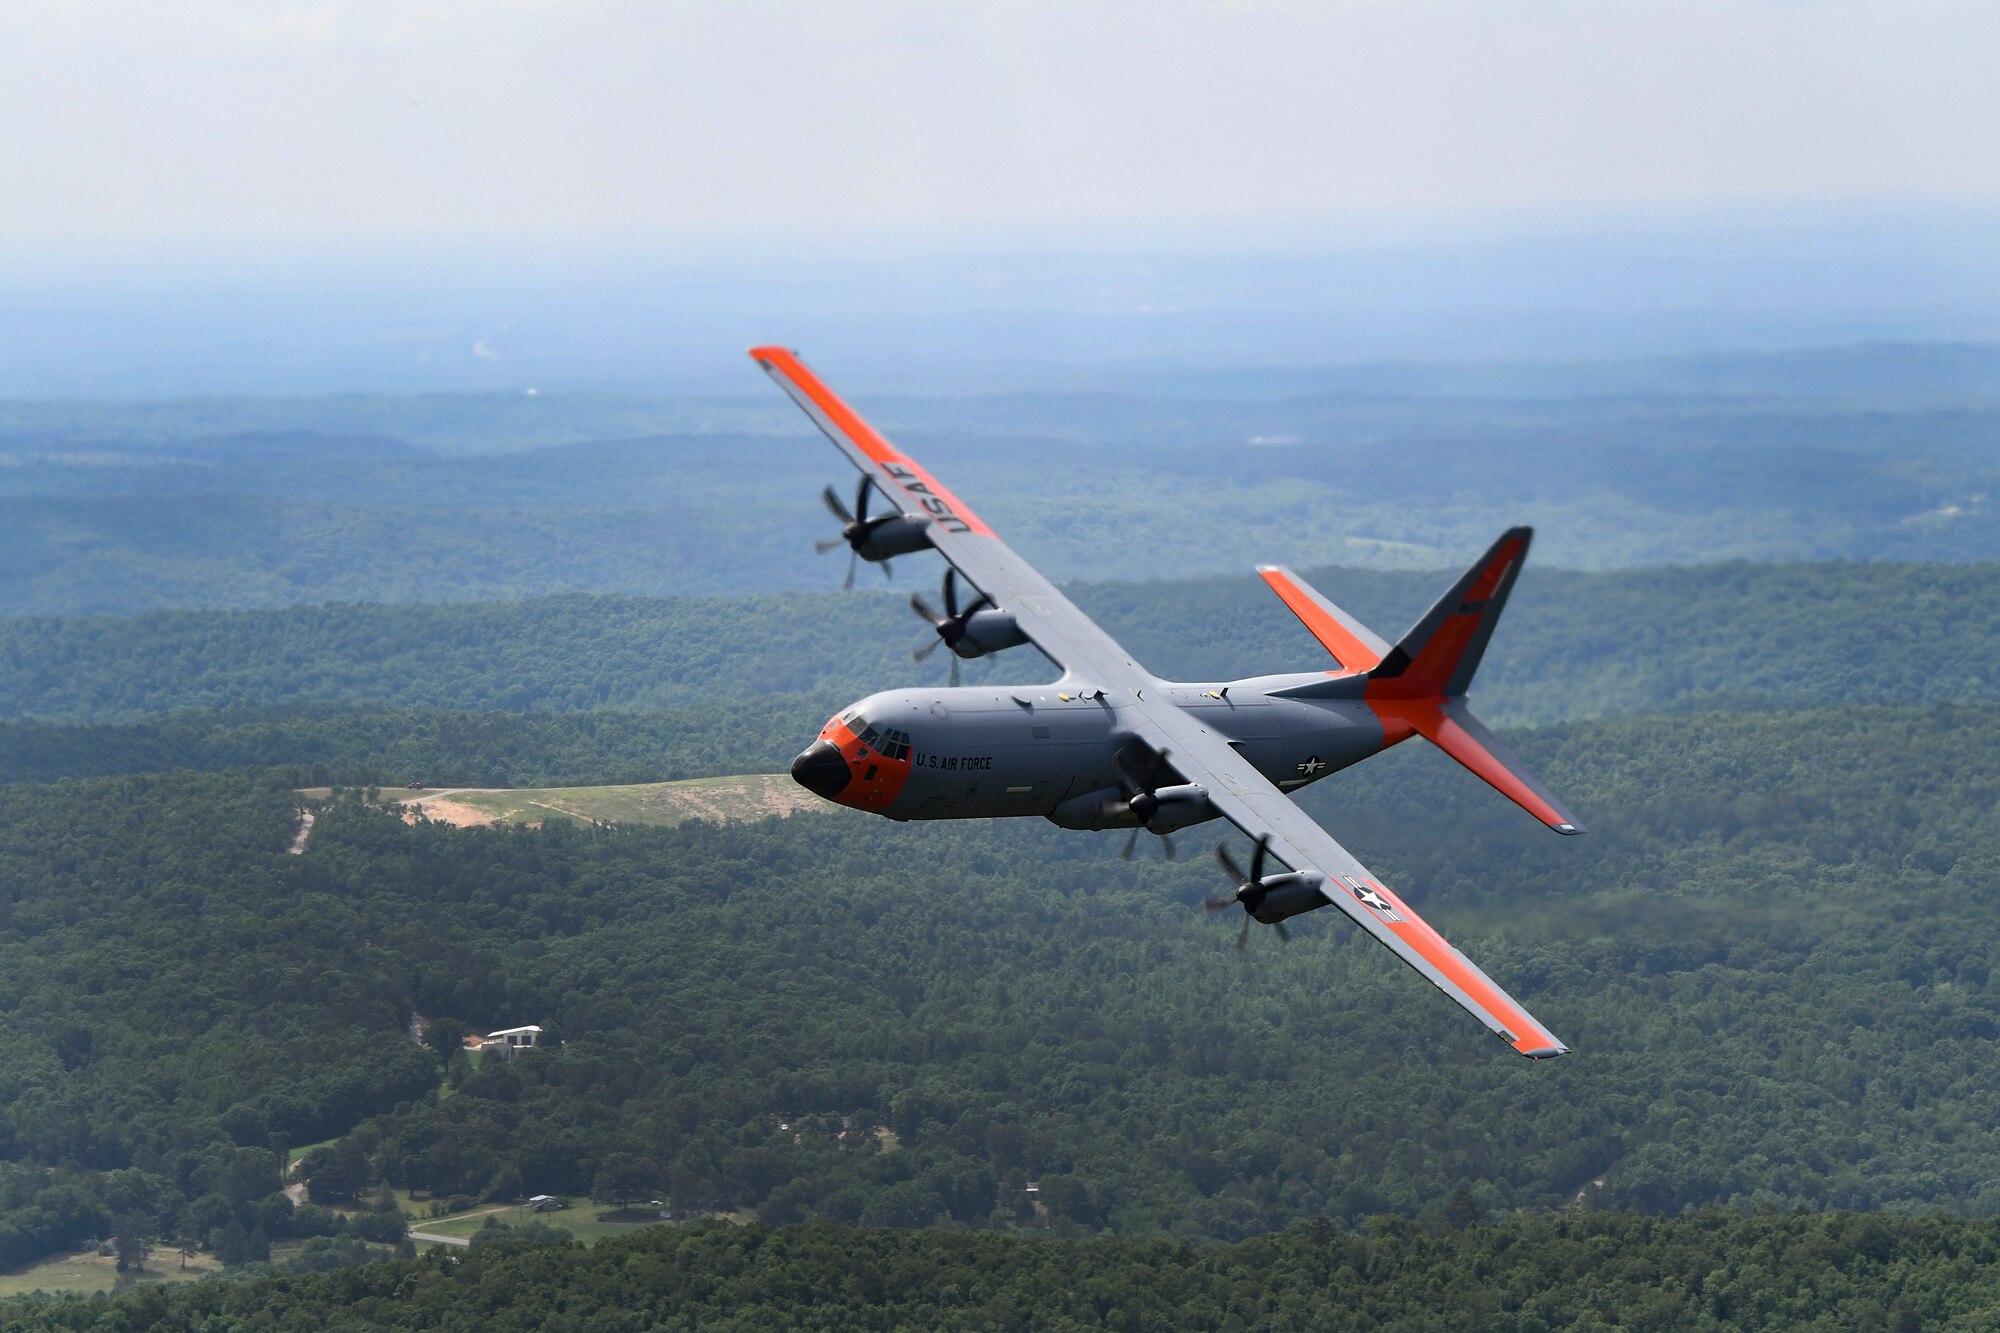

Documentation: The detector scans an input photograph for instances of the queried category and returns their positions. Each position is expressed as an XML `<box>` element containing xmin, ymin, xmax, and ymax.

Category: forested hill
<box><xmin>4</xmin><ymin>560</ymin><xmax>1997</xmax><ymax>725</ymax></box>
<box><xmin>4</xmin><ymin>371</ymin><xmax>1998</xmax><ymax>615</ymax></box>
<box><xmin>15</xmin><ymin>1212</ymin><xmax>2000</xmax><ymax>1331</ymax></box>
<box><xmin>4</xmin><ymin>703</ymin><xmax>2000</xmax><ymax>1272</ymax></box>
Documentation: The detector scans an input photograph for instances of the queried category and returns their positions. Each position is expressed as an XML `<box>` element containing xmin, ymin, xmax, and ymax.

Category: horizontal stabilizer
<box><xmin>1412</xmin><ymin>701</ymin><xmax>1584</xmax><ymax>835</ymax></box>
<box><xmin>1255</xmin><ymin>564</ymin><xmax>1390</xmax><ymax>673</ymax></box>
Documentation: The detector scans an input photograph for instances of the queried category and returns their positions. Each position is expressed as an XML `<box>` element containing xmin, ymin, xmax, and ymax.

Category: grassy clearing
<box><xmin>388</xmin><ymin>1187</ymin><xmax>466</xmax><ymax>1218</ymax></box>
<box><xmin>447</xmin><ymin>774</ymin><xmax>818</xmax><ymax>826</ymax></box>
<box><xmin>410</xmin><ymin>1206</ymin><xmax>517</xmax><ymax>1238</ymax></box>
<box><xmin>0</xmin><ymin>1248</ymin><xmax>220</xmax><ymax>1298</ymax></box>
<box><xmin>414</xmin><ymin>1201</ymin><xmax>675</xmax><ymax>1247</ymax></box>
<box><xmin>286</xmin><ymin>1135</ymin><xmax>339</xmax><ymax>1173</ymax></box>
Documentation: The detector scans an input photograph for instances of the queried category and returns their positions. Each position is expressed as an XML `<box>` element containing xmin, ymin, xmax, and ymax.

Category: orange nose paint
<box><xmin>819</xmin><ymin>715</ymin><xmax>912</xmax><ymax>813</ymax></box>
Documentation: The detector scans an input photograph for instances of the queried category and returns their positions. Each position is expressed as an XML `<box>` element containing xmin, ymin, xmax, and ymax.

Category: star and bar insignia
<box><xmin>1343</xmin><ymin>876</ymin><xmax>1405</xmax><ymax>923</ymax></box>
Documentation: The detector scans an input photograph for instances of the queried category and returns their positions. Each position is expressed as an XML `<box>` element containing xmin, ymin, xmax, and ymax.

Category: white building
<box><xmin>478</xmin><ymin>1025</ymin><xmax>542</xmax><ymax>1054</ymax></box>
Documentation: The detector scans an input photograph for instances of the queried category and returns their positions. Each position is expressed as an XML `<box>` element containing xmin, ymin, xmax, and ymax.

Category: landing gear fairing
<box><xmin>754</xmin><ymin>347</ymin><xmax>1583</xmax><ymax>1059</ymax></box>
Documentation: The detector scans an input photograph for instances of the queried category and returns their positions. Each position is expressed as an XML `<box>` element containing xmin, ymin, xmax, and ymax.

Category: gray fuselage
<box><xmin>791</xmin><ymin>672</ymin><xmax>1390</xmax><ymax>829</ymax></box>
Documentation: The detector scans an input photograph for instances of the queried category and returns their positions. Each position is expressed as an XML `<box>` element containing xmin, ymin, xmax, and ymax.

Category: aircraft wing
<box><xmin>1116</xmin><ymin>699</ymin><xmax>1569</xmax><ymax>1058</ymax></box>
<box><xmin>751</xmin><ymin>346</ymin><xmax>1566</xmax><ymax>1059</ymax></box>
<box><xmin>751</xmin><ymin>347</ymin><xmax>1153</xmax><ymax>690</ymax></box>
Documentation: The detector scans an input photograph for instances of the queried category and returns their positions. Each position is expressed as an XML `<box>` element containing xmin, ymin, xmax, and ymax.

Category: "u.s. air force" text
<box><xmin>913</xmin><ymin>753</ymin><xmax>992</xmax><ymax>771</ymax></box>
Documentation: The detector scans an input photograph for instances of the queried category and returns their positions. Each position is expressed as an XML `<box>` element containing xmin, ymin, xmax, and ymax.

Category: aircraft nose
<box><xmin>790</xmin><ymin>740</ymin><xmax>852</xmax><ymax>801</ymax></box>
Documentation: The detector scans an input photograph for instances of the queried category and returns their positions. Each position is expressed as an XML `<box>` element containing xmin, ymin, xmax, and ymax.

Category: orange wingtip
<box><xmin>748</xmin><ymin>345</ymin><xmax>995</xmax><ymax>538</ymax></box>
<box><xmin>1363</xmin><ymin>879</ymin><xmax>1568</xmax><ymax>1057</ymax></box>
<box><xmin>748</xmin><ymin>345</ymin><xmax>899</xmax><ymax>467</ymax></box>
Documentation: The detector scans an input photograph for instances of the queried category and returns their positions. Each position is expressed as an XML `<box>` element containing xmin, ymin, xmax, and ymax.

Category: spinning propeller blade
<box><xmin>1112</xmin><ymin>745</ymin><xmax>1181</xmax><ymax>860</ymax></box>
<box><xmin>816</xmin><ymin>477</ymin><xmax>897</xmax><ymax>589</ymax></box>
<box><xmin>822</xmin><ymin>484</ymin><xmax>854</xmax><ymax>525</ymax></box>
<box><xmin>910</xmin><ymin>569</ymin><xmax>996</xmax><ymax>683</ymax></box>
<box><xmin>1210</xmin><ymin>836</ymin><xmax>1289</xmax><ymax>945</ymax></box>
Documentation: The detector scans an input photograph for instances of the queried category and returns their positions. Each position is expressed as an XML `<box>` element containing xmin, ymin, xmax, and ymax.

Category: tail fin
<box><xmin>1257</xmin><ymin>529</ymin><xmax>1583</xmax><ymax>835</ymax></box>
<box><xmin>1369</xmin><ymin>526</ymin><xmax>1531</xmax><ymax>699</ymax></box>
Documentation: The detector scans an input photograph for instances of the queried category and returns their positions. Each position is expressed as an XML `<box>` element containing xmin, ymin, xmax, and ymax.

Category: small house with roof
<box><xmin>472</xmin><ymin>1025</ymin><xmax>543</xmax><ymax>1055</ymax></box>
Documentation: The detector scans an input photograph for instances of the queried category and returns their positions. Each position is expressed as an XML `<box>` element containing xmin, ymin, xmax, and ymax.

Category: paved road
<box><xmin>406</xmin><ymin>1229</ymin><xmax>470</xmax><ymax>1248</ymax></box>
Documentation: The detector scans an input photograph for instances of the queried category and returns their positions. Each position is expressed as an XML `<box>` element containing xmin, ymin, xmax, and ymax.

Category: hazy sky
<box><xmin>5</xmin><ymin>0</ymin><xmax>1998</xmax><ymax>245</ymax></box>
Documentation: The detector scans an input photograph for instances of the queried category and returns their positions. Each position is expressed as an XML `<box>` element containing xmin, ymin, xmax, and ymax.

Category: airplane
<box><xmin>753</xmin><ymin>346</ymin><xmax>1583</xmax><ymax>1059</ymax></box>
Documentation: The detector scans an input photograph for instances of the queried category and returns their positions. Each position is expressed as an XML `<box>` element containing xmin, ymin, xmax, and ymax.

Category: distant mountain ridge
<box><xmin>1</xmin><ymin>344</ymin><xmax>1998</xmax><ymax>613</ymax></box>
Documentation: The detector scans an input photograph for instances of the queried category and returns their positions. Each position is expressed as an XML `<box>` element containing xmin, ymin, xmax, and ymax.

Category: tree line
<box><xmin>9</xmin><ymin>1209</ymin><xmax>2000</xmax><ymax>1330</ymax></box>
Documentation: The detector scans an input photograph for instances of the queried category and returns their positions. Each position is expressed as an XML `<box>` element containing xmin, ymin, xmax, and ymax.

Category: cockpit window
<box><xmin>852</xmin><ymin>723</ymin><xmax>910</xmax><ymax>761</ymax></box>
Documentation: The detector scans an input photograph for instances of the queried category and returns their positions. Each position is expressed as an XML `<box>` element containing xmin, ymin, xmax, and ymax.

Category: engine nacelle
<box><xmin>855</xmin><ymin>515</ymin><xmax>933</xmax><ymax>562</ymax></box>
<box><xmin>1046</xmin><ymin>783</ymin><xmax>1217</xmax><ymax>833</ymax></box>
<box><xmin>1047</xmin><ymin>787</ymin><xmax>1118</xmax><ymax>830</ymax></box>
<box><xmin>951</xmin><ymin>610</ymin><xmax>1029</xmax><ymax>659</ymax></box>
<box><xmin>1241</xmin><ymin>873</ymin><xmax>1328</xmax><ymax>925</ymax></box>
<box><xmin>1142</xmin><ymin>783</ymin><xmax>1218</xmax><ymax>833</ymax></box>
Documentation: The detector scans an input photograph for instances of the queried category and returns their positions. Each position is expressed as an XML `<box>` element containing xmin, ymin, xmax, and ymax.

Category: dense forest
<box><xmin>5</xmin><ymin>560</ymin><xmax>2000</xmax><ymax>725</ymax></box>
<box><xmin>10</xmin><ymin>1210</ymin><xmax>2000</xmax><ymax>1331</ymax></box>
<box><xmin>4</xmin><ymin>365</ymin><xmax>2000</xmax><ymax>1316</ymax></box>
<box><xmin>3</xmin><ymin>703</ymin><xmax>1999</xmax><ymax>1276</ymax></box>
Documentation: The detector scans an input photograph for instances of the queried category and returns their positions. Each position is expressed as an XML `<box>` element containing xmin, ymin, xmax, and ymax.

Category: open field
<box><xmin>301</xmin><ymin>774</ymin><xmax>826</xmax><ymax>828</ymax></box>
<box><xmin>0</xmin><ymin>1248</ymin><xmax>220</xmax><ymax>1298</ymax></box>
<box><xmin>412</xmin><ymin>1200</ymin><xmax>674</xmax><ymax>1247</ymax></box>
<box><xmin>414</xmin><ymin>775</ymin><xmax>820</xmax><ymax>827</ymax></box>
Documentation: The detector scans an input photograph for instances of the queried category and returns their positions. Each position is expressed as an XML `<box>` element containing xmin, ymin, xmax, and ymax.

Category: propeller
<box><xmin>816</xmin><ymin>478</ymin><xmax>899</xmax><ymax>589</ymax></box>
<box><xmin>1112</xmin><ymin>746</ymin><xmax>1180</xmax><ymax>862</ymax></box>
<box><xmin>1118</xmin><ymin>825</ymin><xmax>1177</xmax><ymax>861</ymax></box>
<box><xmin>1208</xmin><ymin>836</ymin><xmax>1292</xmax><ymax>949</ymax></box>
<box><xmin>910</xmin><ymin>569</ymin><xmax>996</xmax><ymax>686</ymax></box>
